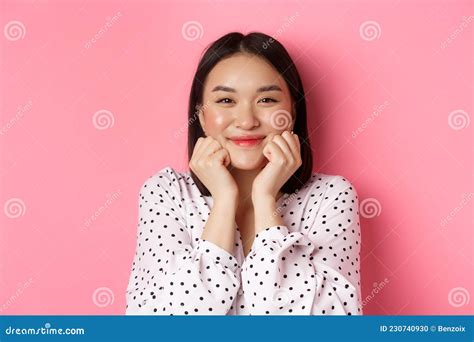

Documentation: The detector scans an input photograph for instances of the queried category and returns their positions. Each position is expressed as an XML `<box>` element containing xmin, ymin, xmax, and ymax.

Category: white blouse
<box><xmin>125</xmin><ymin>166</ymin><xmax>362</xmax><ymax>315</ymax></box>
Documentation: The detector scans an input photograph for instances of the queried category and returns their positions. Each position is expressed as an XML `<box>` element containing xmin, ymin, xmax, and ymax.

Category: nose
<box><xmin>234</xmin><ymin>108</ymin><xmax>259</xmax><ymax>130</ymax></box>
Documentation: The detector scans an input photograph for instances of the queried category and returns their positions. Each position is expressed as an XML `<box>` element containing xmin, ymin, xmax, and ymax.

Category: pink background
<box><xmin>1</xmin><ymin>0</ymin><xmax>472</xmax><ymax>315</ymax></box>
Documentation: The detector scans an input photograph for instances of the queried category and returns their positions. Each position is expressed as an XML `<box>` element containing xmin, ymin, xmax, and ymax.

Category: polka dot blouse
<box><xmin>125</xmin><ymin>166</ymin><xmax>362</xmax><ymax>315</ymax></box>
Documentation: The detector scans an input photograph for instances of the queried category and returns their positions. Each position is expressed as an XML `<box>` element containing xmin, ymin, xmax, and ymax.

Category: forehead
<box><xmin>204</xmin><ymin>53</ymin><xmax>289</xmax><ymax>93</ymax></box>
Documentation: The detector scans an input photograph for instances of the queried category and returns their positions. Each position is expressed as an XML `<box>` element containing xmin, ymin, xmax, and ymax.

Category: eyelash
<box><xmin>216</xmin><ymin>98</ymin><xmax>278</xmax><ymax>104</ymax></box>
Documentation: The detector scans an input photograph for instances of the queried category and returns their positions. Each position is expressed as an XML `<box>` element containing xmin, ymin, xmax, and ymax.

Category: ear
<box><xmin>196</xmin><ymin>104</ymin><xmax>206</xmax><ymax>133</ymax></box>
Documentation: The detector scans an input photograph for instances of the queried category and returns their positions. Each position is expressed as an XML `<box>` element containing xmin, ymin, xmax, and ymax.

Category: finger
<box><xmin>293</xmin><ymin>131</ymin><xmax>300</xmax><ymax>148</ymax></box>
<box><xmin>264</xmin><ymin>132</ymin><xmax>277</xmax><ymax>145</ymax></box>
<box><xmin>263</xmin><ymin>140</ymin><xmax>284</xmax><ymax>163</ymax></box>
<box><xmin>262</xmin><ymin>132</ymin><xmax>281</xmax><ymax>159</ymax></box>
<box><xmin>193</xmin><ymin>136</ymin><xmax>209</xmax><ymax>160</ymax></box>
<box><xmin>208</xmin><ymin>148</ymin><xmax>229</xmax><ymax>167</ymax></box>
<box><xmin>223</xmin><ymin>149</ymin><xmax>231</xmax><ymax>167</ymax></box>
<box><xmin>191</xmin><ymin>138</ymin><xmax>206</xmax><ymax>167</ymax></box>
<box><xmin>196</xmin><ymin>137</ymin><xmax>220</xmax><ymax>160</ymax></box>
<box><xmin>206</xmin><ymin>139</ymin><xmax>223</xmax><ymax>157</ymax></box>
<box><xmin>193</xmin><ymin>137</ymin><xmax>204</xmax><ymax>158</ymax></box>
<box><xmin>292</xmin><ymin>133</ymin><xmax>302</xmax><ymax>161</ymax></box>
<box><xmin>210</xmin><ymin>146</ymin><xmax>230</xmax><ymax>167</ymax></box>
<box><xmin>281</xmin><ymin>130</ymin><xmax>299</xmax><ymax>158</ymax></box>
<box><xmin>272</xmin><ymin>133</ymin><xmax>294</xmax><ymax>161</ymax></box>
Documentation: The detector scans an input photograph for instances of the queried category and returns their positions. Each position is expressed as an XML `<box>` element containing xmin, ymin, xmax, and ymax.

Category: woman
<box><xmin>125</xmin><ymin>31</ymin><xmax>362</xmax><ymax>315</ymax></box>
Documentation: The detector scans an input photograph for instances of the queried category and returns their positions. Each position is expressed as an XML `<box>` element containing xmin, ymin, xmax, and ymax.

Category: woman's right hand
<box><xmin>189</xmin><ymin>136</ymin><xmax>239</xmax><ymax>202</ymax></box>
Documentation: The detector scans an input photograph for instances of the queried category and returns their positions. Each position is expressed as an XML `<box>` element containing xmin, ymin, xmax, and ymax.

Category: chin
<box><xmin>230</xmin><ymin>153</ymin><xmax>267</xmax><ymax>170</ymax></box>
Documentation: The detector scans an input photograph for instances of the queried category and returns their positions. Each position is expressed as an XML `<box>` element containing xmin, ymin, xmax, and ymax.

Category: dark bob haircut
<box><xmin>187</xmin><ymin>31</ymin><xmax>313</xmax><ymax>197</ymax></box>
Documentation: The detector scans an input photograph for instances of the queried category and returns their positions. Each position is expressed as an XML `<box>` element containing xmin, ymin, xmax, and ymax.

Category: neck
<box><xmin>230</xmin><ymin>166</ymin><xmax>284</xmax><ymax>215</ymax></box>
<box><xmin>229</xmin><ymin>167</ymin><xmax>260</xmax><ymax>212</ymax></box>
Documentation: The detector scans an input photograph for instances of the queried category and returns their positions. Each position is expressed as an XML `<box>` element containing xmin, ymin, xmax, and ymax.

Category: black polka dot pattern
<box><xmin>125</xmin><ymin>167</ymin><xmax>362</xmax><ymax>315</ymax></box>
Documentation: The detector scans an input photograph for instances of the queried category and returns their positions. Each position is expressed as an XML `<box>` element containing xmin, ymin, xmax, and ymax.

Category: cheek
<box><xmin>262</xmin><ymin>109</ymin><xmax>293</xmax><ymax>133</ymax></box>
<box><xmin>204</xmin><ymin>111</ymin><xmax>229</xmax><ymax>132</ymax></box>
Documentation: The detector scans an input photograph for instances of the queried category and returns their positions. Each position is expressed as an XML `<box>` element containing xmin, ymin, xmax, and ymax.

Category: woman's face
<box><xmin>198</xmin><ymin>53</ymin><xmax>296</xmax><ymax>170</ymax></box>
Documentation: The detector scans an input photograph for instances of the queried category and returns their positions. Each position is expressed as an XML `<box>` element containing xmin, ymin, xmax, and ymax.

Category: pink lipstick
<box><xmin>228</xmin><ymin>135</ymin><xmax>265</xmax><ymax>148</ymax></box>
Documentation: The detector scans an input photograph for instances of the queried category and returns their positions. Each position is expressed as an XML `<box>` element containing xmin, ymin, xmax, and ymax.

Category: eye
<box><xmin>216</xmin><ymin>98</ymin><xmax>234</xmax><ymax>104</ymax></box>
<box><xmin>258</xmin><ymin>98</ymin><xmax>278</xmax><ymax>103</ymax></box>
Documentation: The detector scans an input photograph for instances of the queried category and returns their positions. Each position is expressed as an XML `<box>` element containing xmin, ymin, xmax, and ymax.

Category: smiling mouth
<box><xmin>229</xmin><ymin>138</ymin><xmax>264</xmax><ymax>148</ymax></box>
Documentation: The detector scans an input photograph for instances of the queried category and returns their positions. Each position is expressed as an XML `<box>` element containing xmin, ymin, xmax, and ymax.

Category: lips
<box><xmin>228</xmin><ymin>135</ymin><xmax>265</xmax><ymax>148</ymax></box>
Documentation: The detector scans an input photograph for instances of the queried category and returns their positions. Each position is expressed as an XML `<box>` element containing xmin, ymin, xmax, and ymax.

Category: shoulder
<box><xmin>140</xmin><ymin>166</ymin><xmax>182</xmax><ymax>190</ymax></box>
<box><xmin>299</xmin><ymin>172</ymin><xmax>359</xmax><ymax>205</ymax></box>
<box><xmin>303</xmin><ymin>172</ymin><xmax>361</xmax><ymax>240</ymax></box>
<box><xmin>139</xmin><ymin>166</ymin><xmax>200</xmax><ymax>203</ymax></box>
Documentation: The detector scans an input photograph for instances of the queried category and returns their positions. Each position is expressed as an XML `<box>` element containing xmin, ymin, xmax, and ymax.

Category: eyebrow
<box><xmin>211</xmin><ymin>84</ymin><xmax>282</xmax><ymax>93</ymax></box>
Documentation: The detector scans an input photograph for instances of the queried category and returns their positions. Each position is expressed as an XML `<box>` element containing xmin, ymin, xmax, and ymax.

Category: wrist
<box><xmin>213</xmin><ymin>194</ymin><xmax>238</xmax><ymax>211</ymax></box>
<box><xmin>251</xmin><ymin>192</ymin><xmax>276</xmax><ymax>207</ymax></box>
<box><xmin>254</xmin><ymin>212</ymin><xmax>283</xmax><ymax>235</ymax></box>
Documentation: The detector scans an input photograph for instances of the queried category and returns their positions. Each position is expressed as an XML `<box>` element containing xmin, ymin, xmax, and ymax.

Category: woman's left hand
<box><xmin>252</xmin><ymin>130</ymin><xmax>302</xmax><ymax>202</ymax></box>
